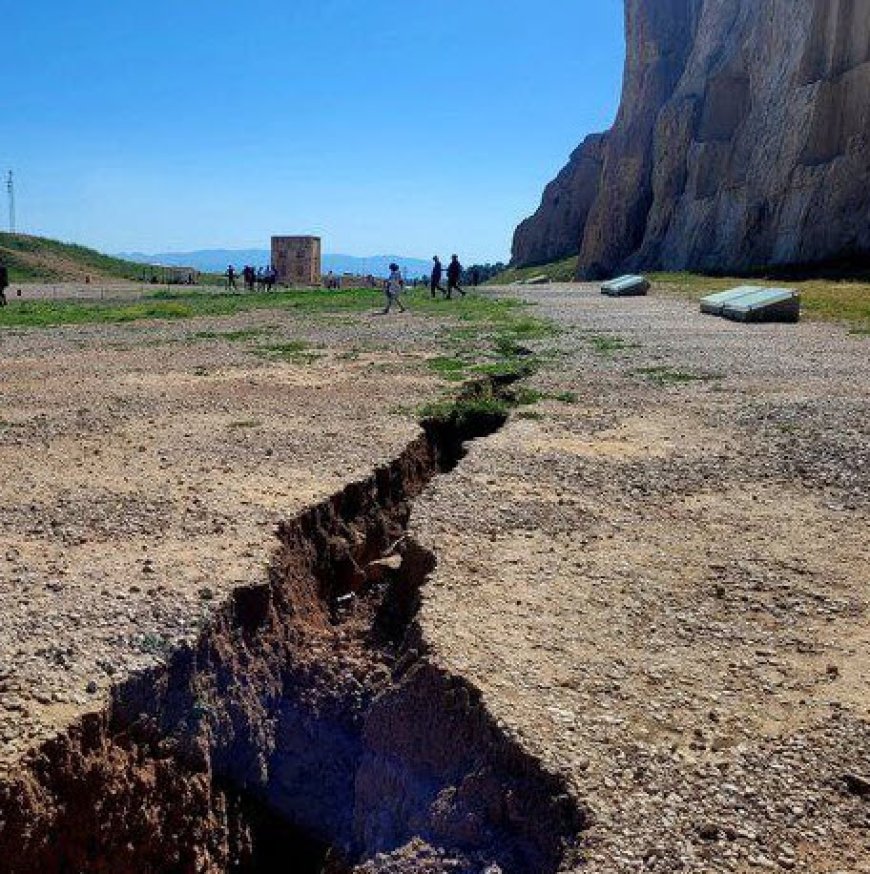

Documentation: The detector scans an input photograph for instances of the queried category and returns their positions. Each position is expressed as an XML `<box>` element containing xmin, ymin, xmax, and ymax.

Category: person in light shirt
<box><xmin>382</xmin><ymin>263</ymin><xmax>407</xmax><ymax>315</ymax></box>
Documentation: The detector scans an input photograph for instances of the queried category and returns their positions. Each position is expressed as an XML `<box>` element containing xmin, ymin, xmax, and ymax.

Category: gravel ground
<box><xmin>414</xmin><ymin>284</ymin><xmax>870</xmax><ymax>873</ymax></box>
<box><xmin>1</xmin><ymin>282</ymin><xmax>868</xmax><ymax>872</ymax></box>
<box><xmin>2</xmin><ymin>281</ymin><xmax>161</xmax><ymax>301</ymax></box>
<box><xmin>0</xmin><ymin>302</ymin><xmax>450</xmax><ymax>768</ymax></box>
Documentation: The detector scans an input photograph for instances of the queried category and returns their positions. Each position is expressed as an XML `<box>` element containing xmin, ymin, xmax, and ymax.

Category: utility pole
<box><xmin>6</xmin><ymin>171</ymin><xmax>15</xmax><ymax>234</ymax></box>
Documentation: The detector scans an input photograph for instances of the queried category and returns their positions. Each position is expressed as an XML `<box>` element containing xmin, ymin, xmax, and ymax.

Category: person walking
<box><xmin>446</xmin><ymin>254</ymin><xmax>465</xmax><ymax>299</ymax></box>
<box><xmin>0</xmin><ymin>259</ymin><xmax>8</xmax><ymax>307</ymax></box>
<box><xmin>381</xmin><ymin>263</ymin><xmax>406</xmax><ymax>314</ymax></box>
<box><xmin>226</xmin><ymin>265</ymin><xmax>238</xmax><ymax>291</ymax></box>
<box><xmin>430</xmin><ymin>256</ymin><xmax>447</xmax><ymax>298</ymax></box>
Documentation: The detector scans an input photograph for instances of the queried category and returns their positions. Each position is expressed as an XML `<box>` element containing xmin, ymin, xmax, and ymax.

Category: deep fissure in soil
<box><xmin>0</xmin><ymin>378</ymin><xmax>585</xmax><ymax>874</ymax></box>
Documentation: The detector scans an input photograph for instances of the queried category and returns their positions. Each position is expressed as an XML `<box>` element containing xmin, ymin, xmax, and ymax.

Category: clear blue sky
<box><xmin>3</xmin><ymin>1</ymin><xmax>625</xmax><ymax>262</ymax></box>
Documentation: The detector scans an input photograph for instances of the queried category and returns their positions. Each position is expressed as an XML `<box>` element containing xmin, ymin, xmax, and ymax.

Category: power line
<box><xmin>6</xmin><ymin>171</ymin><xmax>15</xmax><ymax>233</ymax></box>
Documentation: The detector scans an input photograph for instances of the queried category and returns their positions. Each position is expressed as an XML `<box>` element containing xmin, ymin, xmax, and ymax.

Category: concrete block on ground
<box><xmin>700</xmin><ymin>286</ymin><xmax>764</xmax><ymax>316</ymax></box>
<box><xmin>601</xmin><ymin>275</ymin><xmax>650</xmax><ymax>297</ymax></box>
<box><xmin>721</xmin><ymin>288</ymin><xmax>800</xmax><ymax>323</ymax></box>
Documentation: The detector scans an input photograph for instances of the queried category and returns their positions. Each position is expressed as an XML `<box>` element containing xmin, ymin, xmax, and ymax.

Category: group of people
<box><xmin>219</xmin><ymin>254</ymin><xmax>472</xmax><ymax>316</ymax></box>
<box><xmin>429</xmin><ymin>255</ymin><xmax>466</xmax><ymax>300</ymax></box>
<box><xmin>226</xmin><ymin>265</ymin><xmax>277</xmax><ymax>292</ymax></box>
<box><xmin>381</xmin><ymin>254</ymin><xmax>468</xmax><ymax>315</ymax></box>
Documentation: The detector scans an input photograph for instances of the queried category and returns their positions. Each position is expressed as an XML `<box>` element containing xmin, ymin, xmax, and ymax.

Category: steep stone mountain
<box><xmin>512</xmin><ymin>0</ymin><xmax>870</xmax><ymax>278</ymax></box>
<box><xmin>512</xmin><ymin>133</ymin><xmax>608</xmax><ymax>269</ymax></box>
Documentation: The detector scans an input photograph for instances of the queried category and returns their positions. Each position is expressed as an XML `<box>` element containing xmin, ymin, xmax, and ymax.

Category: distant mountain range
<box><xmin>117</xmin><ymin>249</ymin><xmax>433</xmax><ymax>278</ymax></box>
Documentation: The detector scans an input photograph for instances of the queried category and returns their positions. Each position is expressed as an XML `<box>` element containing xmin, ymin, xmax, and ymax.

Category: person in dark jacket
<box><xmin>430</xmin><ymin>256</ymin><xmax>447</xmax><ymax>298</ymax></box>
<box><xmin>0</xmin><ymin>260</ymin><xmax>8</xmax><ymax>307</ymax></box>
<box><xmin>446</xmin><ymin>254</ymin><xmax>465</xmax><ymax>299</ymax></box>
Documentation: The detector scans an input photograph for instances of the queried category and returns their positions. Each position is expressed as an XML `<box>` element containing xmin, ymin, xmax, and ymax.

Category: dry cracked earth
<box><xmin>0</xmin><ymin>307</ymin><xmax>445</xmax><ymax>763</ymax></box>
<box><xmin>416</xmin><ymin>286</ymin><xmax>870</xmax><ymax>873</ymax></box>
<box><xmin>1</xmin><ymin>283</ymin><xmax>869</xmax><ymax>873</ymax></box>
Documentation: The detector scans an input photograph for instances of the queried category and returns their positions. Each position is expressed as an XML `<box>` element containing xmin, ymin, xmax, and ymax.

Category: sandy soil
<box><xmin>415</xmin><ymin>285</ymin><xmax>870</xmax><ymax>872</ymax></box>
<box><xmin>0</xmin><ymin>306</ymin><xmax>445</xmax><ymax>765</ymax></box>
<box><xmin>1</xmin><ymin>283</ymin><xmax>868</xmax><ymax>872</ymax></box>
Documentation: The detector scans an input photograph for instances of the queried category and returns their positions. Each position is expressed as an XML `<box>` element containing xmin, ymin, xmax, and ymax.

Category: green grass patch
<box><xmin>548</xmin><ymin>390</ymin><xmax>578</xmax><ymax>404</ymax></box>
<box><xmin>472</xmin><ymin>359</ymin><xmax>536</xmax><ymax>381</ymax></box>
<box><xmin>635</xmin><ymin>366</ymin><xmax>720</xmax><ymax>386</ymax></box>
<box><xmin>257</xmin><ymin>340</ymin><xmax>310</xmax><ymax>356</ymax></box>
<box><xmin>0</xmin><ymin>298</ymin><xmax>201</xmax><ymax>328</ymax></box>
<box><xmin>428</xmin><ymin>356</ymin><xmax>470</xmax><ymax>382</ymax></box>
<box><xmin>587</xmin><ymin>334</ymin><xmax>640</xmax><ymax>355</ymax></box>
<box><xmin>192</xmin><ymin>327</ymin><xmax>273</xmax><ymax>342</ymax></box>
<box><xmin>488</xmin><ymin>256</ymin><xmax>579</xmax><ymax>286</ymax></box>
<box><xmin>0</xmin><ymin>288</ymin><xmax>383</xmax><ymax>329</ymax></box>
<box><xmin>0</xmin><ymin>286</ymin><xmax>552</xmax><ymax>337</ymax></box>
<box><xmin>509</xmin><ymin>386</ymin><xmax>544</xmax><ymax>407</ymax></box>
<box><xmin>417</xmin><ymin>393</ymin><xmax>511</xmax><ymax>428</ymax></box>
<box><xmin>255</xmin><ymin>339</ymin><xmax>323</xmax><ymax>365</ymax></box>
<box><xmin>498</xmin><ymin>315</ymin><xmax>558</xmax><ymax>340</ymax></box>
<box><xmin>422</xmin><ymin>295</ymin><xmax>557</xmax><ymax>385</ymax></box>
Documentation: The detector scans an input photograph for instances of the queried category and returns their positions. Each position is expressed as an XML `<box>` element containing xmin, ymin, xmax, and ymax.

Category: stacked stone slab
<box><xmin>700</xmin><ymin>287</ymin><xmax>801</xmax><ymax>322</ymax></box>
<box><xmin>271</xmin><ymin>236</ymin><xmax>322</xmax><ymax>286</ymax></box>
<box><xmin>601</xmin><ymin>275</ymin><xmax>650</xmax><ymax>297</ymax></box>
<box><xmin>699</xmin><ymin>286</ymin><xmax>763</xmax><ymax>315</ymax></box>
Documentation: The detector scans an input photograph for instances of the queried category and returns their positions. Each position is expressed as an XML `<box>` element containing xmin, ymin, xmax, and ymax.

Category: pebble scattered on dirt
<box><xmin>2</xmin><ymin>283</ymin><xmax>868</xmax><ymax>873</ymax></box>
<box><xmin>415</xmin><ymin>285</ymin><xmax>870</xmax><ymax>873</ymax></box>
<box><xmin>0</xmin><ymin>303</ymin><xmax>449</xmax><ymax>766</ymax></box>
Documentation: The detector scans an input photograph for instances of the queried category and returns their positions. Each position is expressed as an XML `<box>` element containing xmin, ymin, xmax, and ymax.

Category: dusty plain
<box><xmin>416</xmin><ymin>285</ymin><xmax>870</xmax><ymax>873</ymax></box>
<box><xmin>0</xmin><ymin>302</ymin><xmax>446</xmax><ymax>765</ymax></box>
<box><xmin>1</xmin><ymin>282</ymin><xmax>869</xmax><ymax>872</ymax></box>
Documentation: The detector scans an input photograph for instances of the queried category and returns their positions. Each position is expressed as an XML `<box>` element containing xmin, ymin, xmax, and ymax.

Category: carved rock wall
<box><xmin>512</xmin><ymin>0</ymin><xmax>870</xmax><ymax>277</ymax></box>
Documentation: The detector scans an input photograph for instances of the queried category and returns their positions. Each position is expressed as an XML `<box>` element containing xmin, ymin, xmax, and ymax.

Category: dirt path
<box><xmin>415</xmin><ymin>285</ymin><xmax>870</xmax><ymax>872</ymax></box>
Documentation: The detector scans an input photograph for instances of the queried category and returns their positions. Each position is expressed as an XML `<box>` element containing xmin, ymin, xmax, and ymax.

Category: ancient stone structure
<box><xmin>513</xmin><ymin>0</ymin><xmax>870</xmax><ymax>278</ymax></box>
<box><xmin>272</xmin><ymin>236</ymin><xmax>322</xmax><ymax>285</ymax></box>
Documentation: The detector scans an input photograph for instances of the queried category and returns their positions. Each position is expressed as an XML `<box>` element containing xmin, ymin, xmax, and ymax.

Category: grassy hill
<box><xmin>486</xmin><ymin>256</ymin><xmax>579</xmax><ymax>286</ymax></box>
<box><xmin>0</xmin><ymin>233</ymin><xmax>152</xmax><ymax>283</ymax></box>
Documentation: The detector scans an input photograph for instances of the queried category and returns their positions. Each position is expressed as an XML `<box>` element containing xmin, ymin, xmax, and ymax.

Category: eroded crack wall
<box><xmin>0</xmin><ymin>381</ymin><xmax>585</xmax><ymax>874</ymax></box>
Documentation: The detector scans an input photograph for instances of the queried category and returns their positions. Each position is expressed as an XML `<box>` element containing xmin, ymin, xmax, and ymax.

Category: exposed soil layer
<box><xmin>0</xmin><ymin>379</ymin><xmax>584</xmax><ymax>874</ymax></box>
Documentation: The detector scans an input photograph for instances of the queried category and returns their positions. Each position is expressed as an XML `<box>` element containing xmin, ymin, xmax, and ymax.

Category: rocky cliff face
<box><xmin>513</xmin><ymin>0</ymin><xmax>870</xmax><ymax>277</ymax></box>
<box><xmin>511</xmin><ymin>133</ymin><xmax>608</xmax><ymax>269</ymax></box>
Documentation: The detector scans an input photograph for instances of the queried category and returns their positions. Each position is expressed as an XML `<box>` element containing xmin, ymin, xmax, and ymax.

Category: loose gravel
<box><xmin>0</xmin><ymin>303</ymin><xmax>449</xmax><ymax>768</ymax></box>
<box><xmin>414</xmin><ymin>284</ymin><xmax>870</xmax><ymax>873</ymax></box>
<box><xmin>1</xmin><ymin>282</ymin><xmax>868</xmax><ymax>873</ymax></box>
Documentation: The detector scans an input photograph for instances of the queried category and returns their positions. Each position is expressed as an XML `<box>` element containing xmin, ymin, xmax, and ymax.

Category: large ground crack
<box><xmin>0</xmin><ymin>377</ymin><xmax>585</xmax><ymax>874</ymax></box>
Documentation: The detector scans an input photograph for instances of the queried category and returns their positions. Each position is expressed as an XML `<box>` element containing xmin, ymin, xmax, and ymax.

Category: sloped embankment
<box><xmin>0</xmin><ymin>378</ymin><xmax>585</xmax><ymax>874</ymax></box>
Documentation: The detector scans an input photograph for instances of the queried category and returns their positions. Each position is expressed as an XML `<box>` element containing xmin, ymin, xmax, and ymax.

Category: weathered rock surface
<box><xmin>513</xmin><ymin>0</ymin><xmax>870</xmax><ymax>277</ymax></box>
<box><xmin>511</xmin><ymin>134</ymin><xmax>607</xmax><ymax>269</ymax></box>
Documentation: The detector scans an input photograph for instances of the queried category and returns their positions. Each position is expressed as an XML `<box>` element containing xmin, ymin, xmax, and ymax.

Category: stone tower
<box><xmin>271</xmin><ymin>236</ymin><xmax>322</xmax><ymax>286</ymax></box>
